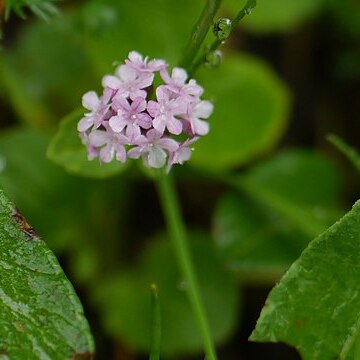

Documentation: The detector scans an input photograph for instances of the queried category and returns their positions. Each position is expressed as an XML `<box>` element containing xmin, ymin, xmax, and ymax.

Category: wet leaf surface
<box><xmin>0</xmin><ymin>189</ymin><xmax>94</xmax><ymax>359</ymax></box>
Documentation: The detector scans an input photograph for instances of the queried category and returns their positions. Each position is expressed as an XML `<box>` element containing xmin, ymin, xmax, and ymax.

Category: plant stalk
<box><xmin>155</xmin><ymin>172</ymin><xmax>217</xmax><ymax>360</ymax></box>
<box><xmin>179</xmin><ymin>0</ymin><xmax>222</xmax><ymax>71</ymax></box>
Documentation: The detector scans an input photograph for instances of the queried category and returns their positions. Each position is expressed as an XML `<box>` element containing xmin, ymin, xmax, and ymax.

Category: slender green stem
<box><xmin>155</xmin><ymin>172</ymin><xmax>217</xmax><ymax>360</ymax></box>
<box><xmin>149</xmin><ymin>284</ymin><xmax>161</xmax><ymax>360</ymax></box>
<box><xmin>191</xmin><ymin>0</ymin><xmax>256</xmax><ymax>75</ymax></box>
<box><xmin>179</xmin><ymin>0</ymin><xmax>222</xmax><ymax>71</ymax></box>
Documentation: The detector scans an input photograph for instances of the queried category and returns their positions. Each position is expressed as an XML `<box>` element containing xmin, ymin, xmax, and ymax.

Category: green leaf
<box><xmin>0</xmin><ymin>16</ymin><xmax>95</xmax><ymax>127</ymax></box>
<box><xmin>237</xmin><ymin>149</ymin><xmax>343</xmax><ymax>238</ymax></box>
<box><xmin>213</xmin><ymin>192</ymin><xmax>309</xmax><ymax>284</ymax></box>
<box><xmin>192</xmin><ymin>54</ymin><xmax>290</xmax><ymax>171</ymax></box>
<box><xmin>250</xmin><ymin>200</ymin><xmax>360</xmax><ymax>360</ymax></box>
<box><xmin>0</xmin><ymin>188</ymin><xmax>94</xmax><ymax>358</ymax></box>
<box><xmin>213</xmin><ymin>149</ymin><xmax>343</xmax><ymax>283</ymax></box>
<box><xmin>94</xmin><ymin>231</ymin><xmax>240</xmax><ymax>356</ymax></box>
<box><xmin>5</xmin><ymin>0</ymin><xmax>58</xmax><ymax>21</ymax></box>
<box><xmin>47</xmin><ymin>108</ymin><xmax>127</xmax><ymax>179</ymax></box>
<box><xmin>328</xmin><ymin>134</ymin><xmax>360</xmax><ymax>173</ymax></box>
<box><xmin>226</xmin><ymin>0</ymin><xmax>325</xmax><ymax>33</ymax></box>
<box><xmin>0</xmin><ymin>127</ymin><xmax>83</xmax><ymax>253</ymax></box>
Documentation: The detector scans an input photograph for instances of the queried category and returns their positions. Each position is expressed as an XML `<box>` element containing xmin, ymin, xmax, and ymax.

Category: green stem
<box><xmin>179</xmin><ymin>0</ymin><xmax>222</xmax><ymax>71</ymax></box>
<box><xmin>149</xmin><ymin>284</ymin><xmax>161</xmax><ymax>360</ymax></box>
<box><xmin>155</xmin><ymin>172</ymin><xmax>217</xmax><ymax>360</ymax></box>
<box><xmin>191</xmin><ymin>0</ymin><xmax>256</xmax><ymax>75</ymax></box>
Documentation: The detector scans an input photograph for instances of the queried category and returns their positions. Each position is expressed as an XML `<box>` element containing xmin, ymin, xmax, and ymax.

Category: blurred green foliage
<box><xmin>0</xmin><ymin>0</ymin><xmax>359</xmax><ymax>358</ymax></box>
<box><xmin>94</xmin><ymin>232</ymin><xmax>240</xmax><ymax>356</ymax></box>
<box><xmin>213</xmin><ymin>149</ymin><xmax>343</xmax><ymax>284</ymax></box>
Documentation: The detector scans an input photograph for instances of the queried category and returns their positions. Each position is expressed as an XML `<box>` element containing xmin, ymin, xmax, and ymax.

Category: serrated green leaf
<box><xmin>237</xmin><ymin>149</ymin><xmax>343</xmax><ymax>238</ymax></box>
<box><xmin>191</xmin><ymin>54</ymin><xmax>290</xmax><ymax>171</ymax></box>
<box><xmin>0</xmin><ymin>188</ymin><xmax>94</xmax><ymax>359</ymax></box>
<box><xmin>226</xmin><ymin>0</ymin><xmax>325</xmax><ymax>33</ymax></box>
<box><xmin>94</xmin><ymin>231</ymin><xmax>240</xmax><ymax>356</ymax></box>
<box><xmin>250</xmin><ymin>200</ymin><xmax>360</xmax><ymax>360</ymax></box>
<box><xmin>47</xmin><ymin>108</ymin><xmax>128</xmax><ymax>179</ymax></box>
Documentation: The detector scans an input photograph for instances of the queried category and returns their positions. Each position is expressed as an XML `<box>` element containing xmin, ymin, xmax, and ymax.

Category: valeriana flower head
<box><xmin>78</xmin><ymin>51</ymin><xmax>213</xmax><ymax>171</ymax></box>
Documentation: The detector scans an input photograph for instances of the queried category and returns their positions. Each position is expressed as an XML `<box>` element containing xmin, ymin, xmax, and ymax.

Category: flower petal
<box><xmin>172</xmin><ymin>67</ymin><xmax>188</xmax><ymax>85</ymax></box>
<box><xmin>136</xmin><ymin>113</ymin><xmax>152</xmax><ymax>129</ymax></box>
<box><xmin>152</xmin><ymin>115</ymin><xmax>166</xmax><ymax>134</ymax></box>
<box><xmin>193</xmin><ymin>118</ymin><xmax>210</xmax><ymax>136</ymax></box>
<box><xmin>102</xmin><ymin>75</ymin><xmax>122</xmax><ymax>89</ymax></box>
<box><xmin>109</xmin><ymin>116</ymin><xmax>126</xmax><ymax>133</ymax></box>
<box><xmin>128</xmin><ymin>146</ymin><xmax>144</xmax><ymax>159</ymax></box>
<box><xmin>128</xmin><ymin>51</ymin><xmax>143</xmax><ymax>64</ymax></box>
<box><xmin>131</xmin><ymin>97</ymin><xmax>147</xmax><ymax>113</ymax></box>
<box><xmin>77</xmin><ymin>116</ymin><xmax>94</xmax><ymax>132</ymax></box>
<box><xmin>118</xmin><ymin>65</ymin><xmax>138</xmax><ymax>82</ymax></box>
<box><xmin>99</xmin><ymin>144</ymin><xmax>114</xmax><ymax>163</ymax></box>
<box><xmin>157</xmin><ymin>138</ymin><xmax>179</xmax><ymax>152</ymax></box>
<box><xmin>148</xmin><ymin>146</ymin><xmax>167</xmax><ymax>168</ymax></box>
<box><xmin>194</xmin><ymin>100</ymin><xmax>214</xmax><ymax>119</ymax></box>
<box><xmin>82</xmin><ymin>91</ymin><xmax>99</xmax><ymax>111</ymax></box>
<box><xmin>147</xmin><ymin>100</ymin><xmax>160</xmax><ymax>117</ymax></box>
<box><xmin>89</xmin><ymin>130</ymin><xmax>109</xmax><ymax>147</ymax></box>
<box><xmin>166</xmin><ymin>117</ymin><xmax>183</xmax><ymax>135</ymax></box>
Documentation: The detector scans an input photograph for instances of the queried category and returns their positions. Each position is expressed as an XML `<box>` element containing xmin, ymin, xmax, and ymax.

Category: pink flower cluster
<box><xmin>78</xmin><ymin>51</ymin><xmax>213</xmax><ymax>170</ymax></box>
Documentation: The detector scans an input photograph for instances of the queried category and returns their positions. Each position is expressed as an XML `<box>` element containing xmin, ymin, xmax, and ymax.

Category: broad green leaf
<box><xmin>226</xmin><ymin>0</ymin><xmax>325</xmax><ymax>33</ymax></box>
<box><xmin>94</xmin><ymin>232</ymin><xmax>240</xmax><ymax>356</ymax></box>
<box><xmin>47</xmin><ymin>108</ymin><xmax>127</xmax><ymax>178</ymax></box>
<box><xmin>250</xmin><ymin>200</ymin><xmax>360</xmax><ymax>360</ymax></box>
<box><xmin>0</xmin><ymin>188</ymin><xmax>94</xmax><ymax>358</ymax></box>
<box><xmin>192</xmin><ymin>54</ymin><xmax>290</xmax><ymax>171</ymax></box>
<box><xmin>237</xmin><ymin>149</ymin><xmax>343</xmax><ymax>238</ymax></box>
<box><xmin>328</xmin><ymin>134</ymin><xmax>360</xmax><ymax>173</ymax></box>
<box><xmin>213</xmin><ymin>192</ymin><xmax>309</xmax><ymax>284</ymax></box>
<box><xmin>0</xmin><ymin>127</ymin><xmax>129</xmax><ymax>287</ymax></box>
<box><xmin>213</xmin><ymin>149</ymin><xmax>343</xmax><ymax>283</ymax></box>
<box><xmin>0</xmin><ymin>127</ymin><xmax>81</xmax><ymax>252</ymax></box>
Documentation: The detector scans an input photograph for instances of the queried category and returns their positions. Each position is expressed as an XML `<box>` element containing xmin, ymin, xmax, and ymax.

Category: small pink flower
<box><xmin>109</xmin><ymin>97</ymin><xmax>152</xmax><ymax>139</ymax></box>
<box><xmin>184</xmin><ymin>100</ymin><xmax>213</xmax><ymax>136</ymax></box>
<box><xmin>77</xmin><ymin>89</ymin><xmax>112</xmax><ymax>132</ymax></box>
<box><xmin>80</xmin><ymin>132</ymin><xmax>99</xmax><ymax>160</ymax></box>
<box><xmin>102</xmin><ymin>65</ymin><xmax>153</xmax><ymax>100</ymax></box>
<box><xmin>128</xmin><ymin>129</ymin><xmax>179</xmax><ymax>168</ymax></box>
<box><xmin>88</xmin><ymin>125</ymin><xmax>129</xmax><ymax>163</ymax></box>
<box><xmin>160</xmin><ymin>67</ymin><xmax>203</xmax><ymax>98</ymax></box>
<box><xmin>147</xmin><ymin>87</ymin><xmax>187</xmax><ymax>135</ymax></box>
<box><xmin>125</xmin><ymin>51</ymin><xmax>167</xmax><ymax>73</ymax></box>
<box><xmin>167</xmin><ymin>137</ymin><xmax>199</xmax><ymax>172</ymax></box>
<box><xmin>78</xmin><ymin>51</ymin><xmax>213</xmax><ymax>170</ymax></box>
